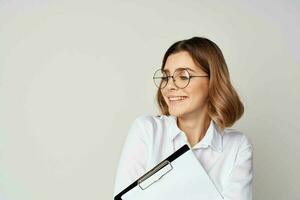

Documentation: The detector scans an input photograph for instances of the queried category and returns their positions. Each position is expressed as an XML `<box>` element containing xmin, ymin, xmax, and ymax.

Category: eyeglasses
<box><xmin>153</xmin><ymin>67</ymin><xmax>209</xmax><ymax>89</ymax></box>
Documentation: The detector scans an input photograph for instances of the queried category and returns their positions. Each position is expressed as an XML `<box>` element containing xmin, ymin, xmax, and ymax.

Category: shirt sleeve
<box><xmin>222</xmin><ymin>135</ymin><xmax>254</xmax><ymax>200</ymax></box>
<box><xmin>113</xmin><ymin>117</ymin><xmax>149</xmax><ymax>197</ymax></box>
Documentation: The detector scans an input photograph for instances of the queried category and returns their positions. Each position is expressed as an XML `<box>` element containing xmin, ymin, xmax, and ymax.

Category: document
<box><xmin>114</xmin><ymin>144</ymin><xmax>224</xmax><ymax>200</ymax></box>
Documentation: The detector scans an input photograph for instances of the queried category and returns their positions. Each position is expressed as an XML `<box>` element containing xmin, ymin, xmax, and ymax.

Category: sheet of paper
<box><xmin>121</xmin><ymin>149</ymin><xmax>224</xmax><ymax>200</ymax></box>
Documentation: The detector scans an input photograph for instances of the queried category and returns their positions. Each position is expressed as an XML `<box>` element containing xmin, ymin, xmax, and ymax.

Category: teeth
<box><xmin>169</xmin><ymin>96</ymin><xmax>187</xmax><ymax>101</ymax></box>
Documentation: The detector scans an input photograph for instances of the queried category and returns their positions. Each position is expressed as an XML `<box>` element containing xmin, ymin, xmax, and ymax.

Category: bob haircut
<box><xmin>155</xmin><ymin>36</ymin><xmax>244</xmax><ymax>132</ymax></box>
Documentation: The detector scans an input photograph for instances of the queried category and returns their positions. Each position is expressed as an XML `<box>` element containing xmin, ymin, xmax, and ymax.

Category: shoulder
<box><xmin>132</xmin><ymin>114</ymin><xmax>168</xmax><ymax>127</ymax></box>
<box><xmin>129</xmin><ymin>114</ymin><xmax>170</xmax><ymax>139</ymax></box>
<box><xmin>222</xmin><ymin>128</ymin><xmax>253</xmax><ymax>152</ymax></box>
<box><xmin>124</xmin><ymin>115</ymin><xmax>169</xmax><ymax>153</ymax></box>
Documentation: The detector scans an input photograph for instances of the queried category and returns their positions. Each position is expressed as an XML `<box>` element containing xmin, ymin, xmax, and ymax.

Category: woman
<box><xmin>113</xmin><ymin>37</ymin><xmax>253</xmax><ymax>199</ymax></box>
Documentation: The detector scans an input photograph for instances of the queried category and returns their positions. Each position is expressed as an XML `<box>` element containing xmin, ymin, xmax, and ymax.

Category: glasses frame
<box><xmin>153</xmin><ymin>67</ymin><xmax>209</xmax><ymax>89</ymax></box>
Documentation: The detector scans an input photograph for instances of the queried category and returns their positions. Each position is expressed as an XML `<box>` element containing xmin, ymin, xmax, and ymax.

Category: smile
<box><xmin>168</xmin><ymin>96</ymin><xmax>188</xmax><ymax>104</ymax></box>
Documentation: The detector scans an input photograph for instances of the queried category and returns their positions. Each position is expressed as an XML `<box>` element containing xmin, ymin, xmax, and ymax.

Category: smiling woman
<box><xmin>114</xmin><ymin>37</ymin><xmax>253</xmax><ymax>200</ymax></box>
<box><xmin>156</xmin><ymin>38</ymin><xmax>244</xmax><ymax>133</ymax></box>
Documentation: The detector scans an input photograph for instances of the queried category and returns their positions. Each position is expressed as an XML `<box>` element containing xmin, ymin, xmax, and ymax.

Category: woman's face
<box><xmin>161</xmin><ymin>51</ymin><xmax>210</xmax><ymax>118</ymax></box>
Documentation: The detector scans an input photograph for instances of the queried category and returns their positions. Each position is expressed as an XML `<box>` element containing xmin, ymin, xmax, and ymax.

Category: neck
<box><xmin>176</xmin><ymin>111</ymin><xmax>211</xmax><ymax>147</ymax></box>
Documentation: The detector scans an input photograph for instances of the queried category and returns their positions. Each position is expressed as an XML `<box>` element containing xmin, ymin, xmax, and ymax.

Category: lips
<box><xmin>168</xmin><ymin>96</ymin><xmax>188</xmax><ymax>101</ymax></box>
<box><xmin>167</xmin><ymin>96</ymin><xmax>188</xmax><ymax>104</ymax></box>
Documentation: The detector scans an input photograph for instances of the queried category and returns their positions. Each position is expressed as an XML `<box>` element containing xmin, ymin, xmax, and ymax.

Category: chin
<box><xmin>169</xmin><ymin>106</ymin><xmax>204</xmax><ymax>118</ymax></box>
<box><xmin>168</xmin><ymin>109</ymin><xmax>188</xmax><ymax>117</ymax></box>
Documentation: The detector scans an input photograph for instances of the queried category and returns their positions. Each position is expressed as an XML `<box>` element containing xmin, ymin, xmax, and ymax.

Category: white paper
<box><xmin>121</xmin><ymin>149</ymin><xmax>224</xmax><ymax>200</ymax></box>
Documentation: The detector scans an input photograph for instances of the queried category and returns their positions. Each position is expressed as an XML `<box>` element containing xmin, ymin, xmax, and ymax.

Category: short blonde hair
<box><xmin>155</xmin><ymin>37</ymin><xmax>244</xmax><ymax>132</ymax></box>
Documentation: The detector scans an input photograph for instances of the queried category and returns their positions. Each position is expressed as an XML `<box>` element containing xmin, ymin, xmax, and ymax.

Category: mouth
<box><xmin>167</xmin><ymin>96</ymin><xmax>189</xmax><ymax>104</ymax></box>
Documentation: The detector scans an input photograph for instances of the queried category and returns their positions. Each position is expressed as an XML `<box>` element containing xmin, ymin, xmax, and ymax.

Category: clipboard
<box><xmin>114</xmin><ymin>144</ymin><xmax>224</xmax><ymax>200</ymax></box>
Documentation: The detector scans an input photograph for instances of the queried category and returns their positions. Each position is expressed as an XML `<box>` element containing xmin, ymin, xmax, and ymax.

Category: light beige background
<box><xmin>0</xmin><ymin>0</ymin><xmax>299</xmax><ymax>199</ymax></box>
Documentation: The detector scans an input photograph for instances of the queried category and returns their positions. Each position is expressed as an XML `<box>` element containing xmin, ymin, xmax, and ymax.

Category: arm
<box><xmin>222</xmin><ymin>135</ymin><xmax>254</xmax><ymax>200</ymax></box>
<box><xmin>113</xmin><ymin>118</ymin><xmax>149</xmax><ymax>197</ymax></box>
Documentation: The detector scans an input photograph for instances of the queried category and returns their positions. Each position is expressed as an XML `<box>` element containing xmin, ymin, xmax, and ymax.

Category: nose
<box><xmin>164</xmin><ymin>76</ymin><xmax>178</xmax><ymax>90</ymax></box>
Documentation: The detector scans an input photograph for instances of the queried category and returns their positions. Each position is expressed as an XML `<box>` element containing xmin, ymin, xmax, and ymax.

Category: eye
<box><xmin>180</xmin><ymin>76</ymin><xmax>189</xmax><ymax>80</ymax></box>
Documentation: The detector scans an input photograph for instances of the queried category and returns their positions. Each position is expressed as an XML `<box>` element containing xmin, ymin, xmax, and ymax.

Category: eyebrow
<box><xmin>163</xmin><ymin>67</ymin><xmax>196</xmax><ymax>73</ymax></box>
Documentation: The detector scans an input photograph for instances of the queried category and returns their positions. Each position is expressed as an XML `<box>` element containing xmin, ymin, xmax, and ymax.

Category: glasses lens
<box><xmin>174</xmin><ymin>69</ymin><xmax>190</xmax><ymax>88</ymax></box>
<box><xmin>153</xmin><ymin>69</ymin><xmax>168</xmax><ymax>88</ymax></box>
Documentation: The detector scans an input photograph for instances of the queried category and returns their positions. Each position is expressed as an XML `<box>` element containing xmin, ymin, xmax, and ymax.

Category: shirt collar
<box><xmin>167</xmin><ymin>115</ymin><xmax>223</xmax><ymax>152</ymax></box>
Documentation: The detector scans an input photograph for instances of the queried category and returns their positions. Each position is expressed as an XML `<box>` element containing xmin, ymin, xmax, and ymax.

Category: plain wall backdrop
<box><xmin>0</xmin><ymin>0</ymin><xmax>299</xmax><ymax>199</ymax></box>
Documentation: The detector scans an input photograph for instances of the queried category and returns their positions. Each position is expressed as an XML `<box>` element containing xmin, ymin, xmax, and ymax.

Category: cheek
<box><xmin>189</xmin><ymin>83</ymin><xmax>209</xmax><ymax>101</ymax></box>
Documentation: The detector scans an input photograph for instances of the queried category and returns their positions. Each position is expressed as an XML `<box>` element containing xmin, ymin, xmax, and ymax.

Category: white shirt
<box><xmin>113</xmin><ymin>114</ymin><xmax>253</xmax><ymax>200</ymax></box>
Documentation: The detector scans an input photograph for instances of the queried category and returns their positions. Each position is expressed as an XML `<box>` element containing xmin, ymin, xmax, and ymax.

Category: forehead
<box><xmin>163</xmin><ymin>51</ymin><xmax>200</xmax><ymax>73</ymax></box>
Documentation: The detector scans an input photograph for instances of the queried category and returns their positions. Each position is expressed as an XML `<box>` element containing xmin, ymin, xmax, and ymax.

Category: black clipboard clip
<box><xmin>137</xmin><ymin>160</ymin><xmax>173</xmax><ymax>190</ymax></box>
